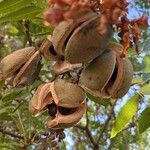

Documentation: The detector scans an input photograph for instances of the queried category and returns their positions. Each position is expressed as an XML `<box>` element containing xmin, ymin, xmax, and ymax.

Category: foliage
<box><xmin>0</xmin><ymin>0</ymin><xmax>150</xmax><ymax>150</ymax></box>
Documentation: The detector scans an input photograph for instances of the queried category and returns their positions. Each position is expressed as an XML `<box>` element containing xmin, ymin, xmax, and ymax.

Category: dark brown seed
<box><xmin>47</xmin><ymin>103</ymin><xmax>57</xmax><ymax>117</ymax></box>
<box><xmin>58</xmin><ymin>106</ymin><xmax>76</xmax><ymax>115</ymax></box>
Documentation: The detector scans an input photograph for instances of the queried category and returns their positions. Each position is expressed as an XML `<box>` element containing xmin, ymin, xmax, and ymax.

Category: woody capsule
<box><xmin>29</xmin><ymin>79</ymin><xmax>86</xmax><ymax>129</ymax></box>
<box><xmin>0</xmin><ymin>47</ymin><xmax>41</xmax><ymax>87</ymax></box>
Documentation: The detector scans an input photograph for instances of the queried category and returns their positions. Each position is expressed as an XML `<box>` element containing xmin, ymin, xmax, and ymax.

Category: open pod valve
<box><xmin>79</xmin><ymin>43</ymin><xmax>133</xmax><ymax>99</ymax></box>
<box><xmin>0</xmin><ymin>47</ymin><xmax>41</xmax><ymax>87</ymax></box>
<box><xmin>29</xmin><ymin>79</ymin><xmax>86</xmax><ymax>129</ymax></box>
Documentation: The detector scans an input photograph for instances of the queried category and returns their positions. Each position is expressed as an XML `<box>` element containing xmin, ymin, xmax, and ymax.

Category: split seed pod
<box><xmin>79</xmin><ymin>49</ymin><xmax>116</xmax><ymax>98</ymax></box>
<box><xmin>29</xmin><ymin>79</ymin><xmax>86</xmax><ymax>129</ymax></box>
<box><xmin>52</xmin><ymin>11</ymin><xmax>113</xmax><ymax>64</ymax></box>
<box><xmin>0</xmin><ymin>47</ymin><xmax>41</xmax><ymax>87</ymax></box>
<box><xmin>40</xmin><ymin>36</ymin><xmax>62</xmax><ymax>61</ymax></box>
<box><xmin>105</xmin><ymin>44</ymin><xmax>133</xmax><ymax>98</ymax></box>
<box><xmin>79</xmin><ymin>43</ymin><xmax>133</xmax><ymax>99</ymax></box>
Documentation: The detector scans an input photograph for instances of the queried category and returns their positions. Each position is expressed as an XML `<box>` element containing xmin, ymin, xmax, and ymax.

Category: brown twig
<box><xmin>75</xmin><ymin>125</ymin><xmax>99</xmax><ymax>150</ymax></box>
<box><xmin>24</xmin><ymin>20</ymin><xmax>33</xmax><ymax>46</ymax></box>
<box><xmin>97</xmin><ymin>100</ymin><xmax>117</xmax><ymax>143</ymax></box>
<box><xmin>0</xmin><ymin>128</ymin><xmax>24</xmax><ymax>139</ymax></box>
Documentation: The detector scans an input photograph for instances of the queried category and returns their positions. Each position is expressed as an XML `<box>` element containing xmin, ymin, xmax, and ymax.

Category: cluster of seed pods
<box><xmin>0</xmin><ymin>10</ymin><xmax>133</xmax><ymax>129</ymax></box>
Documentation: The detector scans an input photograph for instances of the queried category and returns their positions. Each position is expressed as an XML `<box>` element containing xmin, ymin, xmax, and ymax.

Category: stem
<box><xmin>97</xmin><ymin>100</ymin><xmax>117</xmax><ymax>143</ymax></box>
<box><xmin>0</xmin><ymin>128</ymin><xmax>24</xmax><ymax>139</ymax></box>
<box><xmin>24</xmin><ymin>20</ymin><xmax>32</xmax><ymax>46</ymax></box>
<box><xmin>16</xmin><ymin>110</ymin><xmax>27</xmax><ymax>143</ymax></box>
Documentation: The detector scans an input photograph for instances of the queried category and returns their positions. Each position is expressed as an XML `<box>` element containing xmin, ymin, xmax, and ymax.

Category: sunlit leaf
<box><xmin>141</xmin><ymin>55</ymin><xmax>150</xmax><ymax>73</ymax></box>
<box><xmin>111</xmin><ymin>94</ymin><xmax>139</xmax><ymax>138</ymax></box>
<box><xmin>142</xmin><ymin>38</ymin><xmax>150</xmax><ymax>54</ymax></box>
<box><xmin>132</xmin><ymin>77</ymin><xmax>143</xmax><ymax>84</ymax></box>
<box><xmin>139</xmin><ymin>106</ymin><xmax>150</xmax><ymax>134</ymax></box>
<box><xmin>0</xmin><ymin>0</ymin><xmax>34</xmax><ymax>15</ymax></box>
<box><xmin>140</xmin><ymin>84</ymin><xmax>150</xmax><ymax>95</ymax></box>
<box><xmin>0</xmin><ymin>6</ymin><xmax>42</xmax><ymax>22</ymax></box>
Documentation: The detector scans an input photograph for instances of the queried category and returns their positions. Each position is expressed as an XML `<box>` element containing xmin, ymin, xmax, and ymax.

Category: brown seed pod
<box><xmin>51</xmin><ymin>60</ymin><xmax>82</xmax><ymax>74</ymax></box>
<box><xmin>0</xmin><ymin>47</ymin><xmax>35</xmax><ymax>78</ymax></box>
<box><xmin>52</xmin><ymin>11</ymin><xmax>113</xmax><ymax>64</ymax></box>
<box><xmin>40</xmin><ymin>36</ymin><xmax>62</xmax><ymax>61</ymax></box>
<box><xmin>0</xmin><ymin>47</ymin><xmax>41</xmax><ymax>87</ymax></box>
<box><xmin>65</xmin><ymin>15</ymin><xmax>113</xmax><ymax>64</ymax></box>
<box><xmin>29</xmin><ymin>83</ymin><xmax>52</xmax><ymax>116</ymax></box>
<box><xmin>79</xmin><ymin>43</ymin><xmax>133</xmax><ymax>99</ymax></box>
<box><xmin>105</xmin><ymin>47</ymin><xmax>133</xmax><ymax>98</ymax></box>
<box><xmin>79</xmin><ymin>49</ymin><xmax>116</xmax><ymax>98</ymax></box>
<box><xmin>47</xmin><ymin>103</ymin><xmax>86</xmax><ymax>129</ymax></box>
<box><xmin>13</xmin><ymin>51</ymin><xmax>41</xmax><ymax>87</ymax></box>
<box><xmin>50</xmin><ymin>79</ymin><xmax>86</xmax><ymax>108</ymax></box>
<box><xmin>29</xmin><ymin>79</ymin><xmax>86</xmax><ymax>129</ymax></box>
<box><xmin>52</xmin><ymin>11</ymin><xmax>97</xmax><ymax>55</ymax></box>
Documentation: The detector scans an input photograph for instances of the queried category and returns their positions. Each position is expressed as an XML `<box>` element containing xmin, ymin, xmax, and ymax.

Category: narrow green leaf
<box><xmin>140</xmin><ymin>84</ymin><xmax>150</xmax><ymax>95</ymax></box>
<box><xmin>0</xmin><ymin>6</ymin><xmax>42</xmax><ymax>22</ymax></box>
<box><xmin>0</xmin><ymin>0</ymin><xmax>34</xmax><ymax>15</ymax></box>
<box><xmin>142</xmin><ymin>38</ymin><xmax>150</xmax><ymax>54</ymax></box>
<box><xmin>87</xmin><ymin>93</ymin><xmax>111</xmax><ymax>107</ymax></box>
<box><xmin>111</xmin><ymin>94</ymin><xmax>139</xmax><ymax>138</ymax></box>
<box><xmin>142</xmin><ymin>55</ymin><xmax>150</xmax><ymax>73</ymax></box>
<box><xmin>132</xmin><ymin>77</ymin><xmax>143</xmax><ymax>84</ymax></box>
<box><xmin>139</xmin><ymin>106</ymin><xmax>150</xmax><ymax>134</ymax></box>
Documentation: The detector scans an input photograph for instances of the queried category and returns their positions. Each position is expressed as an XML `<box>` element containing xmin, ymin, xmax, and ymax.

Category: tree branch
<box><xmin>75</xmin><ymin>125</ymin><xmax>99</xmax><ymax>150</ymax></box>
<box><xmin>24</xmin><ymin>20</ymin><xmax>32</xmax><ymax>46</ymax></box>
<box><xmin>97</xmin><ymin>100</ymin><xmax>117</xmax><ymax>143</ymax></box>
<box><xmin>0</xmin><ymin>128</ymin><xmax>24</xmax><ymax>139</ymax></box>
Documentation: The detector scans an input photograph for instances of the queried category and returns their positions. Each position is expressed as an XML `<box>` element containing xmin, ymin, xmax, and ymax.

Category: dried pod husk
<box><xmin>65</xmin><ymin>15</ymin><xmax>113</xmax><ymax>64</ymax></box>
<box><xmin>40</xmin><ymin>36</ymin><xmax>62</xmax><ymax>61</ymax></box>
<box><xmin>29</xmin><ymin>83</ymin><xmax>53</xmax><ymax>116</ymax></box>
<box><xmin>13</xmin><ymin>51</ymin><xmax>41</xmax><ymax>87</ymax></box>
<box><xmin>29</xmin><ymin>79</ymin><xmax>86</xmax><ymax>129</ymax></box>
<box><xmin>51</xmin><ymin>60</ymin><xmax>82</xmax><ymax>74</ymax></box>
<box><xmin>47</xmin><ymin>103</ymin><xmax>86</xmax><ymax>129</ymax></box>
<box><xmin>0</xmin><ymin>47</ymin><xmax>35</xmax><ymax>78</ymax></box>
<box><xmin>0</xmin><ymin>47</ymin><xmax>41</xmax><ymax>87</ymax></box>
<box><xmin>50</xmin><ymin>79</ymin><xmax>86</xmax><ymax>108</ymax></box>
<box><xmin>79</xmin><ymin>49</ymin><xmax>116</xmax><ymax>98</ymax></box>
<box><xmin>105</xmin><ymin>46</ymin><xmax>133</xmax><ymax>98</ymax></box>
<box><xmin>52</xmin><ymin>11</ymin><xmax>97</xmax><ymax>55</ymax></box>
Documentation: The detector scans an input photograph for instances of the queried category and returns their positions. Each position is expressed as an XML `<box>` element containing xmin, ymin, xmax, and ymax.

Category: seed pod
<box><xmin>47</xmin><ymin>103</ymin><xmax>86</xmax><ymax>129</ymax></box>
<box><xmin>52</xmin><ymin>11</ymin><xmax>97</xmax><ymax>55</ymax></box>
<box><xmin>52</xmin><ymin>11</ymin><xmax>113</xmax><ymax>64</ymax></box>
<box><xmin>29</xmin><ymin>83</ymin><xmax>52</xmax><ymax>116</ymax></box>
<box><xmin>65</xmin><ymin>15</ymin><xmax>113</xmax><ymax>64</ymax></box>
<box><xmin>50</xmin><ymin>79</ymin><xmax>86</xmax><ymax>108</ymax></box>
<box><xmin>0</xmin><ymin>47</ymin><xmax>35</xmax><ymax>78</ymax></box>
<box><xmin>0</xmin><ymin>47</ymin><xmax>41</xmax><ymax>87</ymax></box>
<box><xmin>79</xmin><ymin>49</ymin><xmax>116</xmax><ymax>97</ymax></box>
<box><xmin>13</xmin><ymin>51</ymin><xmax>41</xmax><ymax>87</ymax></box>
<box><xmin>29</xmin><ymin>79</ymin><xmax>86</xmax><ymax>129</ymax></box>
<box><xmin>105</xmin><ymin>50</ymin><xmax>133</xmax><ymax>98</ymax></box>
<box><xmin>51</xmin><ymin>60</ymin><xmax>82</xmax><ymax>74</ymax></box>
<box><xmin>40</xmin><ymin>36</ymin><xmax>62</xmax><ymax>61</ymax></box>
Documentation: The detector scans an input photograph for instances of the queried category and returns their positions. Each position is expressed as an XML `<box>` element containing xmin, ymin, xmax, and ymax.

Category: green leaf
<box><xmin>1</xmin><ymin>89</ymin><xmax>29</xmax><ymax>103</ymax></box>
<box><xmin>132</xmin><ymin>77</ymin><xmax>143</xmax><ymax>84</ymax></box>
<box><xmin>140</xmin><ymin>84</ymin><xmax>150</xmax><ymax>95</ymax></box>
<box><xmin>87</xmin><ymin>93</ymin><xmax>111</xmax><ymax>107</ymax></box>
<box><xmin>0</xmin><ymin>6</ymin><xmax>42</xmax><ymax>22</ymax></box>
<box><xmin>142</xmin><ymin>38</ymin><xmax>150</xmax><ymax>54</ymax></box>
<box><xmin>0</xmin><ymin>0</ymin><xmax>34</xmax><ymax>15</ymax></box>
<box><xmin>141</xmin><ymin>55</ymin><xmax>150</xmax><ymax>73</ymax></box>
<box><xmin>0</xmin><ymin>112</ymin><xmax>12</xmax><ymax>121</ymax></box>
<box><xmin>111</xmin><ymin>94</ymin><xmax>139</xmax><ymax>138</ymax></box>
<box><xmin>139</xmin><ymin>106</ymin><xmax>150</xmax><ymax>134</ymax></box>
